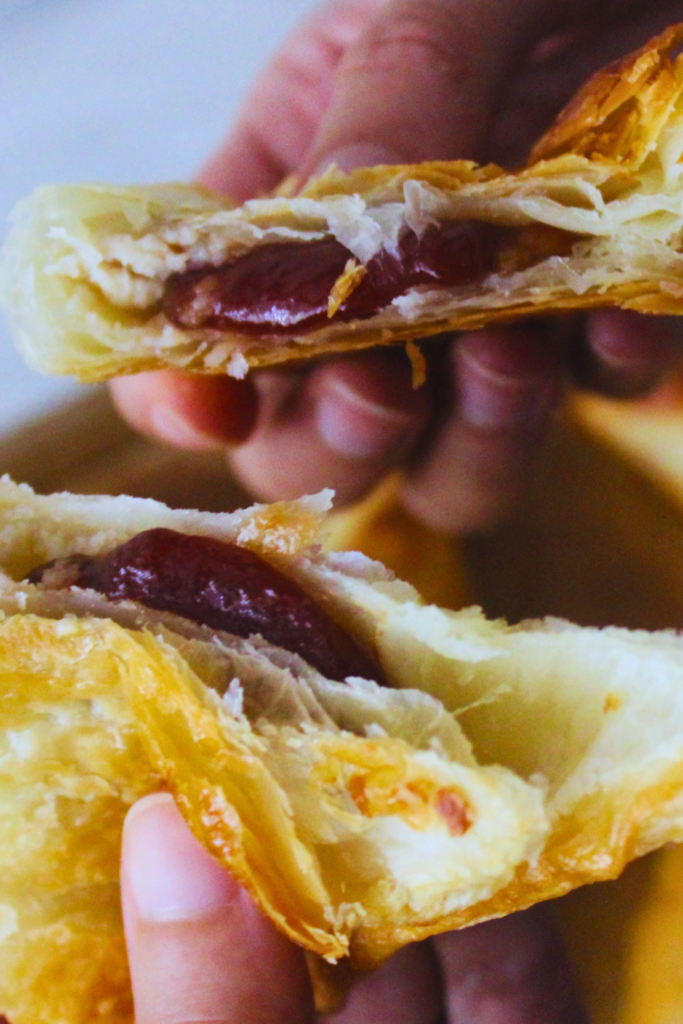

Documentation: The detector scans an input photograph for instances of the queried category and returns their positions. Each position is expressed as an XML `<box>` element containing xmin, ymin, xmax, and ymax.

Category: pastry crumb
<box><xmin>405</xmin><ymin>339</ymin><xmax>426</xmax><ymax>388</ymax></box>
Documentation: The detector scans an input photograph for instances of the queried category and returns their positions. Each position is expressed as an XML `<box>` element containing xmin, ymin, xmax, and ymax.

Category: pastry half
<box><xmin>2</xmin><ymin>477</ymin><xmax>683</xmax><ymax>1021</ymax></box>
<box><xmin>3</xmin><ymin>26</ymin><xmax>683</xmax><ymax>381</ymax></box>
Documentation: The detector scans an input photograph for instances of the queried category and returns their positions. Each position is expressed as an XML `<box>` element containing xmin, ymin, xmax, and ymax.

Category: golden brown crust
<box><xmin>529</xmin><ymin>23</ymin><xmax>683</xmax><ymax>167</ymax></box>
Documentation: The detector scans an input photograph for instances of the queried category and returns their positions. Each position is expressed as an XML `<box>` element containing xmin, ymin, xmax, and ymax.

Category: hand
<box><xmin>121</xmin><ymin>792</ymin><xmax>587</xmax><ymax>1023</ymax></box>
<box><xmin>111</xmin><ymin>0</ymin><xmax>683</xmax><ymax>533</ymax></box>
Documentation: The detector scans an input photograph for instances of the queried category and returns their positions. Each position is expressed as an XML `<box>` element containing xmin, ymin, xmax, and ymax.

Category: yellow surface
<box><xmin>567</xmin><ymin>389</ymin><xmax>683</xmax><ymax>1024</ymax></box>
<box><xmin>624</xmin><ymin>845</ymin><xmax>683</xmax><ymax>1024</ymax></box>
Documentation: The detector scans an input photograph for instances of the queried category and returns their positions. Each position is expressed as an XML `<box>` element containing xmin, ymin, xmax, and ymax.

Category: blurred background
<box><xmin>0</xmin><ymin>0</ymin><xmax>316</xmax><ymax>499</ymax></box>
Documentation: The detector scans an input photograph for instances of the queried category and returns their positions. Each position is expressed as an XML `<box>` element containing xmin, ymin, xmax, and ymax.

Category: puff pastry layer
<box><xmin>3</xmin><ymin>26</ymin><xmax>683</xmax><ymax>380</ymax></box>
<box><xmin>3</xmin><ymin>478</ymin><xmax>683</xmax><ymax>1021</ymax></box>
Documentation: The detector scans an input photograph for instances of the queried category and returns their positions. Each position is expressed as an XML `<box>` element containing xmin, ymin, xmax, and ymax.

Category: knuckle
<box><xmin>346</xmin><ymin>0</ymin><xmax>481</xmax><ymax>82</ymax></box>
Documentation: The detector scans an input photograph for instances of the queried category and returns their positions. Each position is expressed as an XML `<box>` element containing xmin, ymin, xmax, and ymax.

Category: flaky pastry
<box><xmin>3</xmin><ymin>26</ymin><xmax>683</xmax><ymax>380</ymax></box>
<box><xmin>2</xmin><ymin>478</ymin><xmax>683</xmax><ymax>1021</ymax></box>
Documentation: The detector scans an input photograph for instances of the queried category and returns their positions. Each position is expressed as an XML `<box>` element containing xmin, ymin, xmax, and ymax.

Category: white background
<box><xmin>0</xmin><ymin>0</ymin><xmax>318</xmax><ymax>434</ymax></box>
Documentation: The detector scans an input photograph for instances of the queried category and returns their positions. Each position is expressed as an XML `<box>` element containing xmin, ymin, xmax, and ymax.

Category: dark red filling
<box><xmin>163</xmin><ymin>222</ymin><xmax>499</xmax><ymax>335</ymax></box>
<box><xmin>27</xmin><ymin>529</ymin><xmax>383</xmax><ymax>685</ymax></box>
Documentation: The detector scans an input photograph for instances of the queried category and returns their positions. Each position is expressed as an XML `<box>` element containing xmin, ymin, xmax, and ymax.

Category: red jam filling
<box><xmin>162</xmin><ymin>221</ymin><xmax>499</xmax><ymax>335</ymax></box>
<box><xmin>27</xmin><ymin>528</ymin><xmax>384</xmax><ymax>685</ymax></box>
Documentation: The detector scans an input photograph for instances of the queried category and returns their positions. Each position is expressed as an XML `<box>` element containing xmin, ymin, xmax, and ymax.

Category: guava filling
<box><xmin>26</xmin><ymin>527</ymin><xmax>384</xmax><ymax>685</ymax></box>
<box><xmin>160</xmin><ymin>221</ymin><xmax>531</xmax><ymax>334</ymax></box>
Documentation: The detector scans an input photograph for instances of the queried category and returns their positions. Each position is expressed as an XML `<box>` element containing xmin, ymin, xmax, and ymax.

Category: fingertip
<box><xmin>456</xmin><ymin>328</ymin><xmax>561</xmax><ymax>430</ymax></box>
<box><xmin>589</xmin><ymin>309</ymin><xmax>682</xmax><ymax>364</ymax></box>
<box><xmin>324</xmin><ymin>941</ymin><xmax>441</xmax><ymax>1024</ymax></box>
<box><xmin>305</xmin><ymin>144</ymin><xmax>405</xmax><ymax>183</ymax></box>
<box><xmin>229</xmin><ymin>351</ymin><xmax>432</xmax><ymax>507</ymax></box>
<box><xmin>121</xmin><ymin>793</ymin><xmax>314</xmax><ymax>1024</ymax></box>
<box><xmin>311</xmin><ymin>350</ymin><xmax>431</xmax><ymax>460</ymax></box>
<box><xmin>435</xmin><ymin>906</ymin><xmax>589</xmax><ymax>1024</ymax></box>
<box><xmin>400</xmin><ymin>429</ymin><xmax>530</xmax><ymax>534</ymax></box>
<box><xmin>399</xmin><ymin>328</ymin><xmax>562</xmax><ymax>534</ymax></box>
<box><xmin>121</xmin><ymin>793</ymin><xmax>240</xmax><ymax>926</ymax></box>
<box><xmin>110</xmin><ymin>370</ymin><xmax>258</xmax><ymax>450</ymax></box>
<box><xmin>580</xmin><ymin>309</ymin><xmax>683</xmax><ymax>397</ymax></box>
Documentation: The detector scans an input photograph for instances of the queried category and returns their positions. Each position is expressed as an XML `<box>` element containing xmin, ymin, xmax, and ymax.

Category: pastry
<box><xmin>3</xmin><ymin>477</ymin><xmax>683</xmax><ymax>1021</ymax></box>
<box><xmin>2</xmin><ymin>26</ymin><xmax>683</xmax><ymax>381</ymax></box>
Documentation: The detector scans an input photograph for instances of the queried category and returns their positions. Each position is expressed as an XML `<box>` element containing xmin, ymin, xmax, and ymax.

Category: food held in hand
<box><xmin>3</xmin><ymin>478</ymin><xmax>683</xmax><ymax>1023</ymax></box>
<box><xmin>2</xmin><ymin>26</ymin><xmax>683</xmax><ymax>380</ymax></box>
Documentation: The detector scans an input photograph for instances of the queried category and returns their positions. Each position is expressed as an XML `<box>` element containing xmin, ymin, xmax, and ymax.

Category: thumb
<box><xmin>121</xmin><ymin>792</ymin><xmax>314</xmax><ymax>1024</ymax></box>
<box><xmin>300</xmin><ymin>0</ymin><xmax>589</xmax><ymax>176</ymax></box>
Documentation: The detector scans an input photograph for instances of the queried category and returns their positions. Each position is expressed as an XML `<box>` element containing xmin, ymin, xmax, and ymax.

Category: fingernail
<box><xmin>458</xmin><ymin>346</ymin><xmax>557</xmax><ymax>429</ymax></box>
<box><xmin>315</xmin><ymin>375</ymin><xmax>420</xmax><ymax>459</ymax></box>
<box><xmin>581</xmin><ymin>310</ymin><xmax>683</xmax><ymax>399</ymax></box>
<box><xmin>311</xmin><ymin>144</ymin><xmax>405</xmax><ymax>180</ymax></box>
<box><xmin>123</xmin><ymin>793</ymin><xmax>239</xmax><ymax>923</ymax></box>
<box><xmin>589</xmin><ymin>309</ymin><xmax>682</xmax><ymax>368</ymax></box>
<box><xmin>150</xmin><ymin>404</ymin><xmax>220</xmax><ymax>451</ymax></box>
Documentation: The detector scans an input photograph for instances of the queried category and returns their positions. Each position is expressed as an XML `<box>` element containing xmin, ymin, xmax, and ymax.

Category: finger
<box><xmin>197</xmin><ymin>0</ymin><xmax>389</xmax><ymax>200</ymax></box>
<box><xmin>299</xmin><ymin>0</ymin><xmax>602</xmax><ymax>177</ymax></box>
<box><xmin>111</xmin><ymin>0</ymin><xmax>385</xmax><ymax>442</ymax></box>
<box><xmin>323</xmin><ymin>941</ymin><xmax>442</xmax><ymax>1024</ymax></box>
<box><xmin>229</xmin><ymin>349</ymin><xmax>431</xmax><ymax>505</ymax></box>
<box><xmin>121</xmin><ymin>792</ymin><xmax>313</xmax><ymax>1024</ymax></box>
<box><xmin>572</xmin><ymin>309</ymin><xmax>683</xmax><ymax>398</ymax></box>
<box><xmin>401</xmin><ymin>329</ymin><xmax>562</xmax><ymax>533</ymax></box>
<box><xmin>109</xmin><ymin>369</ymin><xmax>258</xmax><ymax>449</ymax></box>
<box><xmin>434</xmin><ymin>906</ymin><xmax>588</xmax><ymax>1024</ymax></box>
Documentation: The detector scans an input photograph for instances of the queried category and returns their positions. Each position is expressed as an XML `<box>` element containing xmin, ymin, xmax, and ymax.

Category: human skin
<box><xmin>121</xmin><ymin>793</ymin><xmax>587</xmax><ymax>1024</ymax></box>
<box><xmin>111</xmin><ymin>0</ymin><xmax>683</xmax><ymax>532</ymax></box>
